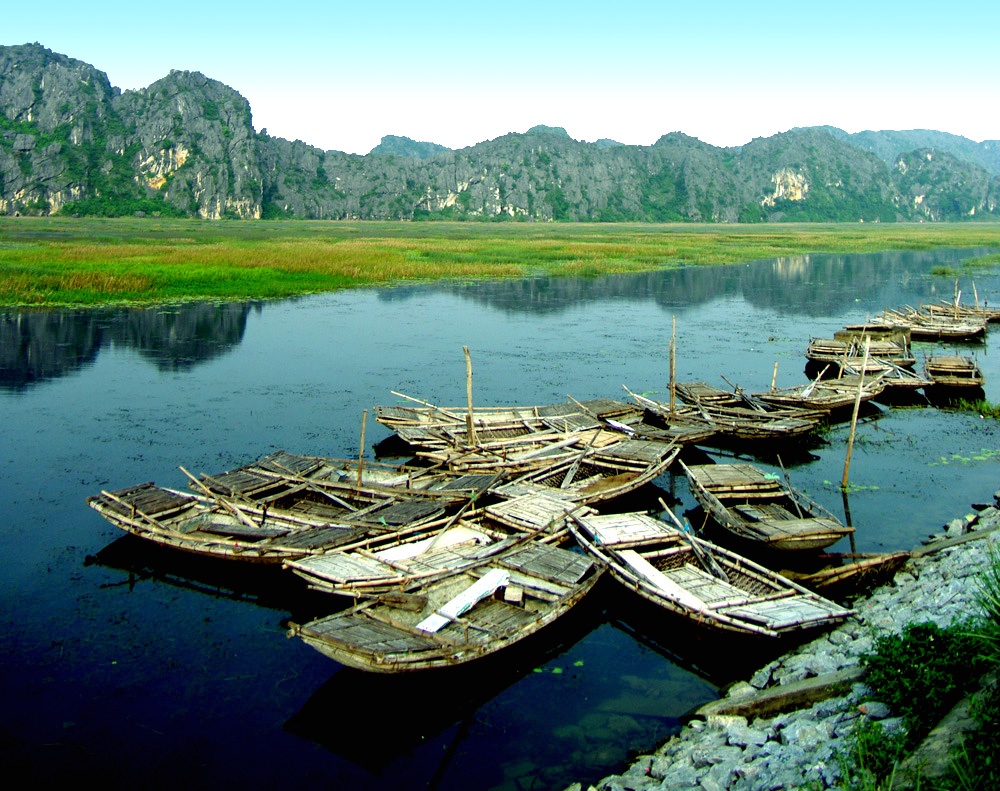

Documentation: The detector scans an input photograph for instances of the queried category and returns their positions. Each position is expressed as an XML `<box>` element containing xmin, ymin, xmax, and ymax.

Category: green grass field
<box><xmin>2</xmin><ymin>217</ymin><xmax>1000</xmax><ymax>307</ymax></box>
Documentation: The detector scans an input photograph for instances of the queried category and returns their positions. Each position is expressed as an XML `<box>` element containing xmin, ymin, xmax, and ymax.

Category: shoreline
<box><xmin>569</xmin><ymin>499</ymin><xmax>1000</xmax><ymax>791</ymax></box>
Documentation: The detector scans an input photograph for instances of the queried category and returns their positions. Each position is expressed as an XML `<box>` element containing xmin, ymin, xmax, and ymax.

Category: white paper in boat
<box><xmin>417</xmin><ymin>568</ymin><xmax>511</xmax><ymax>633</ymax></box>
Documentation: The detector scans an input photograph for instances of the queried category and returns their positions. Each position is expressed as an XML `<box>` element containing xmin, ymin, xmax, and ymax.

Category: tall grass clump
<box><xmin>944</xmin><ymin>540</ymin><xmax>1000</xmax><ymax>790</ymax></box>
<box><xmin>4</xmin><ymin>218</ymin><xmax>1000</xmax><ymax>307</ymax></box>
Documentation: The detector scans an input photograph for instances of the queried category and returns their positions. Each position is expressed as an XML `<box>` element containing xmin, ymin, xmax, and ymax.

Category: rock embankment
<box><xmin>569</xmin><ymin>501</ymin><xmax>1000</xmax><ymax>791</ymax></box>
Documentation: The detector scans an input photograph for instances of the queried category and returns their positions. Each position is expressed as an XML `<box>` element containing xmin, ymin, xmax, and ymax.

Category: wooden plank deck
<box><xmin>686</xmin><ymin>464</ymin><xmax>784</xmax><ymax>495</ymax></box>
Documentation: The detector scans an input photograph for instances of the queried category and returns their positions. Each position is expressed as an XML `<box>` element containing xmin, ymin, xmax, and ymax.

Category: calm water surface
<box><xmin>3</xmin><ymin>248</ymin><xmax>1000</xmax><ymax>789</ymax></box>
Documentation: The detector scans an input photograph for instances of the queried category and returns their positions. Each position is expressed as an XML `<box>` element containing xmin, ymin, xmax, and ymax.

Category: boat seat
<box><xmin>734</xmin><ymin>503</ymin><xmax>794</xmax><ymax>522</ymax></box>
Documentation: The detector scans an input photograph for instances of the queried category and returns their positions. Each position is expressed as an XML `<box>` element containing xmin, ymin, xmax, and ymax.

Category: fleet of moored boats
<box><xmin>88</xmin><ymin>291</ymin><xmax>993</xmax><ymax>672</ymax></box>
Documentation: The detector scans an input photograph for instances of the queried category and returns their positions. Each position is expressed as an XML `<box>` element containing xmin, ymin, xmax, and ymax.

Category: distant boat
<box><xmin>877</xmin><ymin>307</ymin><xmax>987</xmax><ymax>342</ymax></box>
<box><xmin>680</xmin><ymin>461</ymin><xmax>854</xmax><ymax>552</ymax></box>
<box><xmin>568</xmin><ymin>510</ymin><xmax>853</xmax><ymax>637</ymax></box>
<box><xmin>287</xmin><ymin>538</ymin><xmax>603</xmax><ymax>672</ymax></box>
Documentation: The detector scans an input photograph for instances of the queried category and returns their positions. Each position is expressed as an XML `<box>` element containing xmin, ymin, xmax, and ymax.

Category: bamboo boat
<box><xmin>376</xmin><ymin>394</ymin><xmax>713</xmax><ymax>452</ymax></box>
<box><xmin>877</xmin><ymin>307</ymin><xmax>987</xmax><ymax>342</ymax></box>
<box><xmin>629</xmin><ymin>386</ymin><xmax>821</xmax><ymax>443</ymax></box>
<box><xmin>87</xmin><ymin>452</ymin><xmax>480</xmax><ymax>563</ymax></box>
<box><xmin>287</xmin><ymin>538</ymin><xmax>603</xmax><ymax>672</ymax></box>
<box><xmin>491</xmin><ymin>438</ymin><xmax>681</xmax><ymax>504</ymax></box>
<box><xmin>927</xmin><ymin>300</ymin><xmax>1000</xmax><ymax>324</ymax></box>
<box><xmin>284</xmin><ymin>492</ymin><xmax>592</xmax><ymax>597</ymax></box>
<box><xmin>183</xmin><ymin>459</ymin><xmax>449</xmax><ymax>533</ymax></box>
<box><xmin>834</xmin><ymin>323</ymin><xmax>911</xmax><ymax>346</ymax></box>
<box><xmin>775</xmin><ymin>551</ymin><xmax>911</xmax><ymax>600</ymax></box>
<box><xmin>753</xmin><ymin>373</ymin><xmax>886</xmax><ymax>414</ymax></box>
<box><xmin>842</xmin><ymin>359</ymin><xmax>931</xmax><ymax>392</ymax></box>
<box><xmin>374</xmin><ymin>393</ymin><xmax>609</xmax><ymax>450</ymax></box>
<box><xmin>87</xmin><ymin>483</ymin><xmax>374</xmax><ymax>563</ymax></box>
<box><xmin>538</xmin><ymin>397</ymin><xmax>717</xmax><ymax>447</ymax></box>
<box><xmin>680</xmin><ymin>461</ymin><xmax>854</xmax><ymax>552</ymax></box>
<box><xmin>411</xmin><ymin>424</ymin><xmax>623</xmax><ymax>475</ymax></box>
<box><xmin>924</xmin><ymin>355</ymin><xmax>985</xmax><ymax>388</ymax></box>
<box><xmin>568</xmin><ymin>511</ymin><xmax>853</xmax><ymax>637</ymax></box>
<box><xmin>190</xmin><ymin>450</ymin><xmax>499</xmax><ymax>510</ymax></box>
<box><xmin>806</xmin><ymin>336</ymin><xmax>916</xmax><ymax>369</ymax></box>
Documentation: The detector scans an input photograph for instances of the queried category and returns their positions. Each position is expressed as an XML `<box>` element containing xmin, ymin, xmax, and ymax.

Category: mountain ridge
<box><xmin>2</xmin><ymin>43</ymin><xmax>998</xmax><ymax>222</ymax></box>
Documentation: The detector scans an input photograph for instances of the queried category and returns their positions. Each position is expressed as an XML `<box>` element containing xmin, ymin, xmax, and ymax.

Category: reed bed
<box><xmin>2</xmin><ymin>218</ymin><xmax>999</xmax><ymax>307</ymax></box>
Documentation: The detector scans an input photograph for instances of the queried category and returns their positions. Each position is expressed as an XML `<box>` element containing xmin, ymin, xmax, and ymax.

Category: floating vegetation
<box><xmin>824</xmin><ymin>480</ymin><xmax>880</xmax><ymax>493</ymax></box>
<box><xmin>929</xmin><ymin>448</ymin><xmax>1000</xmax><ymax>466</ymax></box>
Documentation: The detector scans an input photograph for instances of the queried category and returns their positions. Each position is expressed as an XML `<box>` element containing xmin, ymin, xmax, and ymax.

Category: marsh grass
<box><xmin>2</xmin><ymin>218</ymin><xmax>1000</xmax><ymax>307</ymax></box>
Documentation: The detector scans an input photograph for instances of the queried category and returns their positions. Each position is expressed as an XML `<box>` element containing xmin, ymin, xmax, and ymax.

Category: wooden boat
<box><xmin>374</xmin><ymin>393</ymin><xmax>611</xmax><ymax>451</ymax></box>
<box><xmin>491</xmin><ymin>438</ymin><xmax>681</xmax><ymax>504</ymax></box>
<box><xmin>775</xmin><ymin>551</ymin><xmax>911</xmax><ymax>599</ymax></box>
<box><xmin>630</xmin><ymin>386</ymin><xmax>821</xmax><ymax>443</ymax></box>
<box><xmin>680</xmin><ymin>461</ymin><xmax>854</xmax><ymax>551</ymax></box>
<box><xmin>184</xmin><ymin>456</ymin><xmax>450</xmax><ymax>533</ymax></box>
<box><xmin>806</xmin><ymin>336</ymin><xmax>916</xmax><ymax>369</ymax></box>
<box><xmin>88</xmin><ymin>483</ymin><xmax>374</xmax><ymax>563</ymax></box>
<box><xmin>411</xmin><ymin>424</ymin><xmax>624</xmax><ymax>475</ymax></box>
<box><xmin>821</xmin><ymin>357</ymin><xmax>931</xmax><ymax>393</ymax></box>
<box><xmin>284</xmin><ymin>492</ymin><xmax>592</xmax><ymax>598</ymax></box>
<box><xmin>753</xmin><ymin>373</ymin><xmax>886</xmax><ymax>414</ymax></box>
<box><xmin>376</xmin><ymin>394</ymin><xmax>713</xmax><ymax>452</ymax></box>
<box><xmin>834</xmin><ymin>323</ymin><xmax>911</xmax><ymax>346</ymax></box>
<box><xmin>877</xmin><ymin>307</ymin><xmax>987</xmax><ymax>342</ymax></box>
<box><xmin>190</xmin><ymin>450</ymin><xmax>500</xmax><ymax>509</ymax></box>
<box><xmin>88</xmin><ymin>452</ymin><xmax>481</xmax><ymax>564</ymax></box>
<box><xmin>924</xmin><ymin>355</ymin><xmax>985</xmax><ymax>388</ymax></box>
<box><xmin>568</xmin><ymin>511</ymin><xmax>853</xmax><ymax>637</ymax></box>
<box><xmin>287</xmin><ymin>538</ymin><xmax>604</xmax><ymax>672</ymax></box>
<box><xmin>927</xmin><ymin>299</ymin><xmax>1000</xmax><ymax>324</ymax></box>
<box><xmin>537</xmin><ymin>397</ymin><xmax>717</xmax><ymax>447</ymax></box>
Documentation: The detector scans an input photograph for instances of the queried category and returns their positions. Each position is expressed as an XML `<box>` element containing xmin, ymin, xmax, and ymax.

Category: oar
<box><xmin>390</xmin><ymin>390</ymin><xmax>465</xmax><ymax>422</ymax></box>
<box><xmin>658</xmin><ymin>497</ymin><xmax>729</xmax><ymax>582</ymax></box>
<box><xmin>180</xmin><ymin>466</ymin><xmax>263</xmax><ymax>530</ymax></box>
<box><xmin>776</xmin><ymin>456</ymin><xmax>805</xmax><ymax>519</ymax></box>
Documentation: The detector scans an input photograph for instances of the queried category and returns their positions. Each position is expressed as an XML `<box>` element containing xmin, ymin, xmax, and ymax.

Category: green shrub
<box><xmin>861</xmin><ymin>620</ymin><xmax>987</xmax><ymax>747</ymax></box>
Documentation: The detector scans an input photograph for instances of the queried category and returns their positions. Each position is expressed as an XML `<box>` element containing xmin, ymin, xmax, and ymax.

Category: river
<box><xmin>2</xmin><ymin>247</ymin><xmax>999</xmax><ymax>789</ymax></box>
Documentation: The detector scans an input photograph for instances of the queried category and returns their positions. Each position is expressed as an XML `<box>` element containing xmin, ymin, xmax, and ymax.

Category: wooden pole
<box><xmin>770</xmin><ymin>361</ymin><xmax>779</xmax><ymax>391</ymax></box>
<box><xmin>463</xmin><ymin>346</ymin><xmax>476</xmax><ymax>446</ymax></box>
<box><xmin>841</xmin><ymin>488</ymin><xmax>857</xmax><ymax>554</ymax></box>
<box><xmin>669</xmin><ymin>316</ymin><xmax>677</xmax><ymax>413</ymax></box>
<box><xmin>841</xmin><ymin>337</ymin><xmax>870</xmax><ymax>490</ymax></box>
<box><xmin>357</xmin><ymin>409</ymin><xmax>367</xmax><ymax>488</ymax></box>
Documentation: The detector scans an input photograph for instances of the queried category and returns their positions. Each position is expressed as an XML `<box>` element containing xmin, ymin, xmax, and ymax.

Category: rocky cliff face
<box><xmin>0</xmin><ymin>44</ymin><xmax>122</xmax><ymax>214</ymax></box>
<box><xmin>116</xmin><ymin>70</ymin><xmax>263</xmax><ymax>218</ymax></box>
<box><xmin>1</xmin><ymin>44</ymin><xmax>261</xmax><ymax>218</ymax></box>
<box><xmin>2</xmin><ymin>43</ymin><xmax>999</xmax><ymax>223</ymax></box>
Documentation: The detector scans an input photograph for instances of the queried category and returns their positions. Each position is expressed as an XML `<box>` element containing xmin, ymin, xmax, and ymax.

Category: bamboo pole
<box><xmin>771</xmin><ymin>361</ymin><xmax>779</xmax><ymax>392</ymax></box>
<box><xmin>841</xmin><ymin>337</ymin><xmax>870</xmax><ymax>490</ymax></box>
<box><xmin>357</xmin><ymin>409</ymin><xmax>367</xmax><ymax>489</ymax></box>
<box><xmin>669</xmin><ymin>316</ymin><xmax>677</xmax><ymax>413</ymax></box>
<box><xmin>463</xmin><ymin>346</ymin><xmax>476</xmax><ymax>446</ymax></box>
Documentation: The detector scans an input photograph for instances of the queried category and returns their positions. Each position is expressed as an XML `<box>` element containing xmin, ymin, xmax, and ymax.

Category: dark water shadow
<box><xmin>284</xmin><ymin>585</ymin><xmax>610</xmax><ymax>776</ymax></box>
<box><xmin>86</xmin><ymin>534</ymin><xmax>343</xmax><ymax>622</ymax></box>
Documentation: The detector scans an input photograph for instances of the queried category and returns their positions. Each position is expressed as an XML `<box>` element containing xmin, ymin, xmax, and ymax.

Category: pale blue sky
<box><xmin>5</xmin><ymin>1</ymin><xmax>998</xmax><ymax>154</ymax></box>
